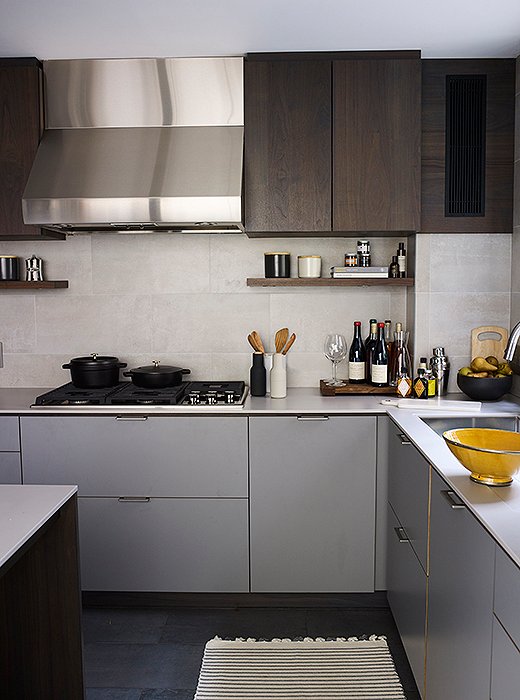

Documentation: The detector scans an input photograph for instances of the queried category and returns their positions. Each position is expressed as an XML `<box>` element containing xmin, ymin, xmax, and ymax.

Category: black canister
<box><xmin>250</xmin><ymin>352</ymin><xmax>266</xmax><ymax>396</ymax></box>
<box><xmin>264</xmin><ymin>252</ymin><xmax>290</xmax><ymax>278</ymax></box>
<box><xmin>0</xmin><ymin>256</ymin><xmax>19</xmax><ymax>281</ymax></box>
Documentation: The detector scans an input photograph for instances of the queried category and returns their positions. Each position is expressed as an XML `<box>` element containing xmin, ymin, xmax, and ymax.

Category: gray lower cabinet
<box><xmin>20</xmin><ymin>415</ymin><xmax>247</xmax><ymax>497</ymax></box>
<box><xmin>20</xmin><ymin>415</ymin><xmax>249</xmax><ymax>591</ymax></box>
<box><xmin>386</xmin><ymin>503</ymin><xmax>426</xmax><ymax>697</ymax></box>
<box><xmin>249</xmin><ymin>415</ymin><xmax>376</xmax><ymax>592</ymax></box>
<box><xmin>387</xmin><ymin>424</ymin><xmax>429</xmax><ymax>572</ymax></box>
<box><xmin>426</xmin><ymin>469</ymin><xmax>495</xmax><ymax>700</ymax></box>
<box><xmin>0</xmin><ymin>416</ymin><xmax>21</xmax><ymax>484</ymax></box>
<box><xmin>491</xmin><ymin>616</ymin><xmax>520</xmax><ymax>700</ymax></box>
<box><xmin>79</xmin><ymin>497</ymin><xmax>249</xmax><ymax>592</ymax></box>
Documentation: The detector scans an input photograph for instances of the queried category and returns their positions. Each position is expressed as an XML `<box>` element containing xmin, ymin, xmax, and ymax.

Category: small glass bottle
<box><xmin>397</xmin><ymin>242</ymin><xmax>407</xmax><ymax>278</ymax></box>
<box><xmin>390</xmin><ymin>322</ymin><xmax>412</xmax><ymax>396</ymax></box>
<box><xmin>419</xmin><ymin>356</ymin><xmax>436</xmax><ymax>397</ymax></box>
<box><xmin>388</xmin><ymin>256</ymin><xmax>400</xmax><ymax>278</ymax></box>
<box><xmin>413</xmin><ymin>368</ymin><xmax>428</xmax><ymax>399</ymax></box>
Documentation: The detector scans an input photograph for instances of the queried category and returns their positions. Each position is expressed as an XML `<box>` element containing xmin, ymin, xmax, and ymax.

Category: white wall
<box><xmin>0</xmin><ymin>233</ymin><xmax>407</xmax><ymax>388</ymax></box>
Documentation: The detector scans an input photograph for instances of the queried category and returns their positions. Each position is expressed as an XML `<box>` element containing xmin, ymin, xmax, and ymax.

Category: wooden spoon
<box><xmin>282</xmin><ymin>333</ymin><xmax>296</xmax><ymax>355</ymax></box>
<box><xmin>251</xmin><ymin>330</ymin><xmax>265</xmax><ymax>353</ymax></box>
<box><xmin>275</xmin><ymin>327</ymin><xmax>289</xmax><ymax>353</ymax></box>
<box><xmin>248</xmin><ymin>333</ymin><xmax>259</xmax><ymax>352</ymax></box>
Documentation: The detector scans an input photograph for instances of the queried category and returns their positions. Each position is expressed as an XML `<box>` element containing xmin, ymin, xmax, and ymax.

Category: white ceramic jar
<box><xmin>297</xmin><ymin>255</ymin><xmax>321</xmax><ymax>278</ymax></box>
<box><xmin>270</xmin><ymin>353</ymin><xmax>287</xmax><ymax>398</ymax></box>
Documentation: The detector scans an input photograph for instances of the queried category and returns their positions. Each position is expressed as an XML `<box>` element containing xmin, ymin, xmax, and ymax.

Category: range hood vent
<box><xmin>22</xmin><ymin>58</ymin><xmax>244</xmax><ymax>233</ymax></box>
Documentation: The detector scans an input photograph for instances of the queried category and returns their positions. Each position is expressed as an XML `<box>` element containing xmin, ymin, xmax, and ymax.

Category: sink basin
<box><xmin>443</xmin><ymin>428</ymin><xmax>520</xmax><ymax>487</ymax></box>
<box><xmin>422</xmin><ymin>415</ymin><xmax>519</xmax><ymax>437</ymax></box>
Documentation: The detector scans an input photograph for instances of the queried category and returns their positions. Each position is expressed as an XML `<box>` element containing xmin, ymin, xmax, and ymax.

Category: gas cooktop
<box><xmin>33</xmin><ymin>381</ymin><xmax>247</xmax><ymax>407</ymax></box>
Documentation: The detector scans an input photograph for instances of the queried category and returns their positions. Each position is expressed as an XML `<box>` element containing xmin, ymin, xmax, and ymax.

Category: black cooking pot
<box><xmin>123</xmin><ymin>361</ymin><xmax>191</xmax><ymax>388</ymax></box>
<box><xmin>63</xmin><ymin>354</ymin><xmax>127</xmax><ymax>388</ymax></box>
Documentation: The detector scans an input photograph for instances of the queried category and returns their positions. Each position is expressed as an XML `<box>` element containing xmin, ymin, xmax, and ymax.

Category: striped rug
<box><xmin>194</xmin><ymin>635</ymin><xmax>406</xmax><ymax>699</ymax></box>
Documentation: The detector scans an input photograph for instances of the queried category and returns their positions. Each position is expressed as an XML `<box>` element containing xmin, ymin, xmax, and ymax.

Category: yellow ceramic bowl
<box><xmin>443</xmin><ymin>428</ymin><xmax>520</xmax><ymax>486</ymax></box>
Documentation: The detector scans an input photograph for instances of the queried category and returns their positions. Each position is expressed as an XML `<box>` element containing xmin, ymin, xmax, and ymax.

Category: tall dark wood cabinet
<box><xmin>244</xmin><ymin>51</ymin><xmax>421</xmax><ymax>236</ymax></box>
<box><xmin>244</xmin><ymin>58</ymin><xmax>332</xmax><ymax>234</ymax></box>
<box><xmin>0</xmin><ymin>58</ymin><xmax>62</xmax><ymax>240</ymax></box>
<box><xmin>421</xmin><ymin>59</ymin><xmax>515</xmax><ymax>233</ymax></box>
<box><xmin>333</xmin><ymin>55</ymin><xmax>421</xmax><ymax>233</ymax></box>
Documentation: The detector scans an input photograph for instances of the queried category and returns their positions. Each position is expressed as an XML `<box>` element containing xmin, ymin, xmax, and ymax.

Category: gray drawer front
<box><xmin>78</xmin><ymin>497</ymin><xmax>249</xmax><ymax>592</ymax></box>
<box><xmin>494</xmin><ymin>546</ymin><xmax>520</xmax><ymax>650</ymax></box>
<box><xmin>0</xmin><ymin>452</ymin><xmax>21</xmax><ymax>483</ymax></box>
<box><xmin>0</xmin><ymin>417</ymin><xmax>19</xmax><ymax>452</ymax></box>
<box><xmin>388</xmin><ymin>424</ymin><xmax>429</xmax><ymax>573</ymax></box>
<box><xmin>491</xmin><ymin>616</ymin><xmax>520</xmax><ymax>700</ymax></box>
<box><xmin>387</xmin><ymin>503</ymin><xmax>426</xmax><ymax>696</ymax></box>
<box><xmin>21</xmin><ymin>415</ymin><xmax>247</xmax><ymax>497</ymax></box>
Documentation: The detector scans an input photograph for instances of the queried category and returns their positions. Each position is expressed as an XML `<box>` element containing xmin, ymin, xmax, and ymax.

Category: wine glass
<box><xmin>323</xmin><ymin>334</ymin><xmax>347</xmax><ymax>386</ymax></box>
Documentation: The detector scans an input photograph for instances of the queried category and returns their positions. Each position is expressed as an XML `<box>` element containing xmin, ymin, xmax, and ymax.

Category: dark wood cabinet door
<box><xmin>421</xmin><ymin>59</ymin><xmax>515</xmax><ymax>233</ymax></box>
<box><xmin>244</xmin><ymin>59</ymin><xmax>331</xmax><ymax>234</ymax></box>
<box><xmin>0</xmin><ymin>59</ymin><xmax>61</xmax><ymax>239</ymax></box>
<box><xmin>333</xmin><ymin>56</ymin><xmax>421</xmax><ymax>232</ymax></box>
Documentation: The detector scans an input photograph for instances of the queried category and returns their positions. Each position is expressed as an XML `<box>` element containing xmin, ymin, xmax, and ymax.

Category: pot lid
<box><xmin>69</xmin><ymin>353</ymin><xmax>121</xmax><ymax>366</ymax></box>
<box><xmin>128</xmin><ymin>361</ymin><xmax>190</xmax><ymax>376</ymax></box>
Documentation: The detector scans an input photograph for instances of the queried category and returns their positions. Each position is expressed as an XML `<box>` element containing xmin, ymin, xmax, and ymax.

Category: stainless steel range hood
<box><xmin>22</xmin><ymin>58</ymin><xmax>244</xmax><ymax>233</ymax></box>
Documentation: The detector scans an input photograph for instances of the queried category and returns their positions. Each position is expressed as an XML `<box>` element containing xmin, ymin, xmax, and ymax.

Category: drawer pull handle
<box><xmin>441</xmin><ymin>490</ymin><xmax>466</xmax><ymax>509</ymax></box>
<box><xmin>115</xmin><ymin>416</ymin><xmax>148</xmax><ymax>421</ymax></box>
<box><xmin>398</xmin><ymin>433</ymin><xmax>412</xmax><ymax>445</ymax></box>
<box><xmin>117</xmin><ymin>497</ymin><xmax>151</xmax><ymax>503</ymax></box>
<box><xmin>297</xmin><ymin>416</ymin><xmax>329</xmax><ymax>421</ymax></box>
<box><xmin>394</xmin><ymin>526</ymin><xmax>409</xmax><ymax>543</ymax></box>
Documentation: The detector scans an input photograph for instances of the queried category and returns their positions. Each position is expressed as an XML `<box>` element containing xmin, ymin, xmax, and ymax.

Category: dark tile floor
<box><xmin>83</xmin><ymin>604</ymin><xmax>421</xmax><ymax>699</ymax></box>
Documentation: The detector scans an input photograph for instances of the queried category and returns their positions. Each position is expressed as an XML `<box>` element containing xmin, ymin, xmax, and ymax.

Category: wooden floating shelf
<box><xmin>247</xmin><ymin>277</ymin><xmax>414</xmax><ymax>287</ymax></box>
<box><xmin>0</xmin><ymin>280</ymin><xmax>69</xmax><ymax>289</ymax></box>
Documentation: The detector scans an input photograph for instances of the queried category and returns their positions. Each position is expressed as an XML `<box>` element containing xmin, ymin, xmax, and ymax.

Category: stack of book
<box><xmin>330</xmin><ymin>266</ymin><xmax>389</xmax><ymax>279</ymax></box>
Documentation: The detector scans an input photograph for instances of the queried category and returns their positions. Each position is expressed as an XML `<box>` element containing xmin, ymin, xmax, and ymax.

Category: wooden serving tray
<box><xmin>320</xmin><ymin>380</ymin><xmax>397</xmax><ymax>396</ymax></box>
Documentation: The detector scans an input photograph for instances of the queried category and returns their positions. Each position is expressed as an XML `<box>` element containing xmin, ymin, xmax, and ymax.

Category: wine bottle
<box><xmin>371</xmin><ymin>322</ymin><xmax>389</xmax><ymax>387</ymax></box>
<box><xmin>348</xmin><ymin>321</ymin><xmax>366</xmax><ymax>383</ymax></box>
<box><xmin>365</xmin><ymin>320</ymin><xmax>378</xmax><ymax>383</ymax></box>
<box><xmin>397</xmin><ymin>242</ymin><xmax>407</xmax><ymax>278</ymax></box>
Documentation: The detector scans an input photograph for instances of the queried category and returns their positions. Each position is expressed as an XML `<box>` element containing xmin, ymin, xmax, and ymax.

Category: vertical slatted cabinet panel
<box><xmin>421</xmin><ymin>59</ymin><xmax>515</xmax><ymax>233</ymax></box>
<box><xmin>244</xmin><ymin>58</ymin><xmax>332</xmax><ymax>233</ymax></box>
<box><xmin>333</xmin><ymin>55</ymin><xmax>421</xmax><ymax>232</ymax></box>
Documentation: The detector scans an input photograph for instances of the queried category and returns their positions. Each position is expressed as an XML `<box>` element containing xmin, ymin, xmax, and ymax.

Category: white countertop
<box><xmin>0</xmin><ymin>484</ymin><xmax>77</xmax><ymax>569</ymax></box>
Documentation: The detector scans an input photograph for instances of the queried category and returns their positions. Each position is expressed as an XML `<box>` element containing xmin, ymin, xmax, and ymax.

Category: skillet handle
<box><xmin>181</xmin><ymin>369</ymin><xmax>191</xmax><ymax>374</ymax></box>
<box><xmin>122</xmin><ymin>370</ymin><xmax>131</xmax><ymax>377</ymax></box>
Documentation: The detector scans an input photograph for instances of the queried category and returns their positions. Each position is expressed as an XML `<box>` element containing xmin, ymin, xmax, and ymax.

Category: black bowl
<box><xmin>457</xmin><ymin>372</ymin><xmax>512</xmax><ymax>401</ymax></box>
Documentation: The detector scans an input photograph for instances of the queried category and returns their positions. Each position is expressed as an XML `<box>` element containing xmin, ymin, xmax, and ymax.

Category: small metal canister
<box><xmin>0</xmin><ymin>255</ymin><xmax>19</xmax><ymax>280</ymax></box>
<box><xmin>430</xmin><ymin>347</ymin><xmax>450</xmax><ymax>396</ymax></box>
<box><xmin>25</xmin><ymin>255</ymin><xmax>44</xmax><ymax>282</ymax></box>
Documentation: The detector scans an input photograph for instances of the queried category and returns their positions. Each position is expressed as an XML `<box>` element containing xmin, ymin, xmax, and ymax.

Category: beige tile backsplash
<box><xmin>0</xmin><ymin>229</ymin><xmax>514</xmax><ymax>390</ymax></box>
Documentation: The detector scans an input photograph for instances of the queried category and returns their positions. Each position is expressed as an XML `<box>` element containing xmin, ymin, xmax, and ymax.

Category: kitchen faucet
<box><xmin>504</xmin><ymin>321</ymin><xmax>520</xmax><ymax>362</ymax></box>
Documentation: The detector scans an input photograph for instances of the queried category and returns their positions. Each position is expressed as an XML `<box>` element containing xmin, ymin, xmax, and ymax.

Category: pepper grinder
<box><xmin>25</xmin><ymin>255</ymin><xmax>44</xmax><ymax>282</ymax></box>
<box><xmin>250</xmin><ymin>352</ymin><xmax>266</xmax><ymax>397</ymax></box>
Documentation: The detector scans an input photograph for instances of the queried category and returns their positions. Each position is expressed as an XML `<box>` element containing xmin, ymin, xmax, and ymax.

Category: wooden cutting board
<box><xmin>470</xmin><ymin>326</ymin><xmax>508</xmax><ymax>361</ymax></box>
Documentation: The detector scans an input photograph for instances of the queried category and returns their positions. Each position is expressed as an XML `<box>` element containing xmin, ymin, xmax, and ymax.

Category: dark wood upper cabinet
<box><xmin>0</xmin><ymin>58</ymin><xmax>63</xmax><ymax>240</ymax></box>
<box><xmin>244</xmin><ymin>51</ymin><xmax>421</xmax><ymax>236</ymax></box>
<box><xmin>421</xmin><ymin>59</ymin><xmax>515</xmax><ymax>233</ymax></box>
<box><xmin>333</xmin><ymin>56</ymin><xmax>421</xmax><ymax>233</ymax></box>
<box><xmin>244</xmin><ymin>58</ymin><xmax>332</xmax><ymax>234</ymax></box>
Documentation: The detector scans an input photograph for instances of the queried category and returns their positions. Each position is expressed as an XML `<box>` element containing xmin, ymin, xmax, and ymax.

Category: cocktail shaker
<box><xmin>25</xmin><ymin>255</ymin><xmax>44</xmax><ymax>282</ymax></box>
<box><xmin>430</xmin><ymin>347</ymin><xmax>450</xmax><ymax>396</ymax></box>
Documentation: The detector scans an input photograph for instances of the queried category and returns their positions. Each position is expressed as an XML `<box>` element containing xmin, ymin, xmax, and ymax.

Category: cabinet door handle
<box><xmin>115</xmin><ymin>416</ymin><xmax>148</xmax><ymax>421</ymax></box>
<box><xmin>441</xmin><ymin>490</ymin><xmax>466</xmax><ymax>509</ymax></box>
<box><xmin>394</xmin><ymin>526</ymin><xmax>409</xmax><ymax>543</ymax></box>
<box><xmin>398</xmin><ymin>433</ymin><xmax>412</xmax><ymax>445</ymax></box>
<box><xmin>117</xmin><ymin>496</ymin><xmax>151</xmax><ymax>503</ymax></box>
<box><xmin>297</xmin><ymin>416</ymin><xmax>329</xmax><ymax>421</ymax></box>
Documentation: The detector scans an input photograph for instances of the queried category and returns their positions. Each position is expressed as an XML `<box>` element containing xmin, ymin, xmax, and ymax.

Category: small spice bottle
<box><xmin>413</xmin><ymin>368</ymin><xmax>428</xmax><ymax>399</ymax></box>
<box><xmin>388</xmin><ymin>256</ymin><xmax>400</xmax><ymax>278</ymax></box>
<box><xmin>344</xmin><ymin>252</ymin><xmax>358</xmax><ymax>267</ymax></box>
